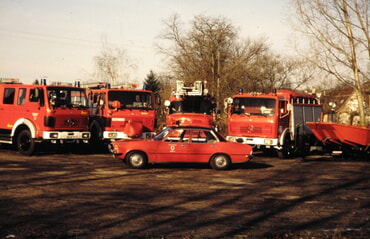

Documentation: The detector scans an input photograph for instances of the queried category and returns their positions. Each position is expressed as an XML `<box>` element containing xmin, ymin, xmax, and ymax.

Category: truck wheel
<box><xmin>210</xmin><ymin>154</ymin><xmax>230</xmax><ymax>170</ymax></box>
<box><xmin>126</xmin><ymin>151</ymin><xmax>147</xmax><ymax>169</ymax></box>
<box><xmin>16</xmin><ymin>129</ymin><xmax>36</xmax><ymax>156</ymax></box>
<box><xmin>277</xmin><ymin>136</ymin><xmax>295</xmax><ymax>159</ymax></box>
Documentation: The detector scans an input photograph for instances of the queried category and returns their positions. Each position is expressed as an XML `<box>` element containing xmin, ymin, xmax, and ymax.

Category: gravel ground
<box><xmin>0</xmin><ymin>146</ymin><xmax>369</xmax><ymax>239</ymax></box>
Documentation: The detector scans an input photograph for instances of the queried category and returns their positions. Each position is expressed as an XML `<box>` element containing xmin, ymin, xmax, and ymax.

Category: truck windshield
<box><xmin>47</xmin><ymin>87</ymin><xmax>88</xmax><ymax>108</ymax></box>
<box><xmin>232</xmin><ymin>97</ymin><xmax>276</xmax><ymax>116</ymax></box>
<box><xmin>108</xmin><ymin>91</ymin><xmax>153</xmax><ymax>110</ymax></box>
<box><xmin>169</xmin><ymin>96</ymin><xmax>214</xmax><ymax>115</ymax></box>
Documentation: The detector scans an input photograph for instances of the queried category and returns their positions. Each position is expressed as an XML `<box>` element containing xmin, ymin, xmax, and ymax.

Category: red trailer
<box><xmin>306</xmin><ymin>122</ymin><xmax>370</xmax><ymax>158</ymax></box>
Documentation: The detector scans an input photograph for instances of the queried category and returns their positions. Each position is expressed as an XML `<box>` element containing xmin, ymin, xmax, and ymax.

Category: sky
<box><xmin>0</xmin><ymin>0</ymin><xmax>291</xmax><ymax>85</ymax></box>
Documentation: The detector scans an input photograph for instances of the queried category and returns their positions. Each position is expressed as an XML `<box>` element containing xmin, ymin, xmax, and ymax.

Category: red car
<box><xmin>109</xmin><ymin>126</ymin><xmax>253</xmax><ymax>170</ymax></box>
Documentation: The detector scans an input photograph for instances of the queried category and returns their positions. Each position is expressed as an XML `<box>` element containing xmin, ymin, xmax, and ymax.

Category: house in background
<box><xmin>317</xmin><ymin>82</ymin><xmax>370</xmax><ymax>126</ymax></box>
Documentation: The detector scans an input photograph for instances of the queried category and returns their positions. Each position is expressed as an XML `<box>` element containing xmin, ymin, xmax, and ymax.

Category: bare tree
<box><xmin>94</xmin><ymin>39</ymin><xmax>137</xmax><ymax>85</ymax></box>
<box><xmin>156</xmin><ymin>14</ymin><xmax>302</xmax><ymax>113</ymax></box>
<box><xmin>289</xmin><ymin>0</ymin><xmax>369</xmax><ymax>125</ymax></box>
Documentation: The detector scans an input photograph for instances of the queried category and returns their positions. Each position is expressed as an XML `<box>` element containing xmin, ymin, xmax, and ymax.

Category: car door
<box><xmin>187</xmin><ymin>129</ymin><xmax>219</xmax><ymax>163</ymax></box>
<box><xmin>155</xmin><ymin>128</ymin><xmax>189</xmax><ymax>162</ymax></box>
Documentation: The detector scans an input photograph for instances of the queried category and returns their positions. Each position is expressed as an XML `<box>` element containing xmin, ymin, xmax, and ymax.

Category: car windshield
<box><xmin>47</xmin><ymin>87</ymin><xmax>88</xmax><ymax>108</ymax></box>
<box><xmin>232</xmin><ymin>97</ymin><xmax>276</xmax><ymax>116</ymax></box>
<box><xmin>213</xmin><ymin>130</ymin><xmax>227</xmax><ymax>142</ymax></box>
<box><xmin>108</xmin><ymin>91</ymin><xmax>153</xmax><ymax>110</ymax></box>
<box><xmin>154</xmin><ymin>127</ymin><xmax>172</xmax><ymax>141</ymax></box>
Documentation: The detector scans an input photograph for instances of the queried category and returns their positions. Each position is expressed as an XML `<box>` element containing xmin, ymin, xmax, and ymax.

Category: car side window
<box><xmin>191</xmin><ymin>130</ymin><xmax>207</xmax><ymax>143</ymax></box>
<box><xmin>164</xmin><ymin>129</ymin><xmax>185</xmax><ymax>142</ymax></box>
<box><xmin>205</xmin><ymin>131</ymin><xmax>217</xmax><ymax>143</ymax></box>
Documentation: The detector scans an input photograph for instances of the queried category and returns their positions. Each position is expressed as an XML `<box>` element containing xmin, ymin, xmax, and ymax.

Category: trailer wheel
<box><xmin>126</xmin><ymin>151</ymin><xmax>147</xmax><ymax>169</ymax></box>
<box><xmin>210</xmin><ymin>154</ymin><xmax>230</xmax><ymax>170</ymax></box>
<box><xmin>16</xmin><ymin>129</ymin><xmax>36</xmax><ymax>156</ymax></box>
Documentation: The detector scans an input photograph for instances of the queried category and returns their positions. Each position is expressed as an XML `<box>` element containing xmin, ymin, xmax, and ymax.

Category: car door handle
<box><xmin>181</xmin><ymin>144</ymin><xmax>187</xmax><ymax>147</ymax></box>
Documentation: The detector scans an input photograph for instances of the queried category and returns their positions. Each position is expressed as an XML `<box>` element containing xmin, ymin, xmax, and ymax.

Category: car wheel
<box><xmin>210</xmin><ymin>154</ymin><xmax>230</xmax><ymax>170</ymax></box>
<box><xmin>126</xmin><ymin>151</ymin><xmax>147</xmax><ymax>169</ymax></box>
<box><xmin>16</xmin><ymin>129</ymin><xmax>36</xmax><ymax>156</ymax></box>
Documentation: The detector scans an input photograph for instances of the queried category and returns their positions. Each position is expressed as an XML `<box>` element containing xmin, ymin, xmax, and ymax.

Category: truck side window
<box><xmin>29</xmin><ymin>89</ymin><xmax>39</xmax><ymax>102</ymax></box>
<box><xmin>17</xmin><ymin>88</ymin><xmax>26</xmax><ymax>105</ymax></box>
<box><xmin>3</xmin><ymin>88</ymin><xmax>15</xmax><ymax>104</ymax></box>
<box><xmin>279</xmin><ymin>100</ymin><xmax>287</xmax><ymax>114</ymax></box>
<box><xmin>98</xmin><ymin>93</ymin><xmax>105</xmax><ymax>106</ymax></box>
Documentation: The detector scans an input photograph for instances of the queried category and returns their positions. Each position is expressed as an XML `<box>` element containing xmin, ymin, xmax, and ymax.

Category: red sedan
<box><xmin>109</xmin><ymin>126</ymin><xmax>253</xmax><ymax>170</ymax></box>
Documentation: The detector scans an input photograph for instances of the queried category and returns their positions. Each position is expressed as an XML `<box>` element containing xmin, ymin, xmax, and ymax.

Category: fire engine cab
<box><xmin>0</xmin><ymin>79</ymin><xmax>90</xmax><ymax>155</ymax></box>
<box><xmin>226</xmin><ymin>89</ymin><xmax>322</xmax><ymax>158</ymax></box>
<box><xmin>85</xmin><ymin>82</ymin><xmax>157</xmax><ymax>142</ymax></box>
<box><xmin>164</xmin><ymin>80</ymin><xmax>216</xmax><ymax>128</ymax></box>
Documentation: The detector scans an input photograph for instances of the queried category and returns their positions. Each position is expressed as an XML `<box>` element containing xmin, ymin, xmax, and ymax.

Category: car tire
<box><xmin>126</xmin><ymin>151</ymin><xmax>147</xmax><ymax>169</ymax></box>
<box><xmin>210</xmin><ymin>154</ymin><xmax>230</xmax><ymax>170</ymax></box>
<box><xmin>16</xmin><ymin>129</ymin><xmax>36</xmax><ymax>156</ymax></box>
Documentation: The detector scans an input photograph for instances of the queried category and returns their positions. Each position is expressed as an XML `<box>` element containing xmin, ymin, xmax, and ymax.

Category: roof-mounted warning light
<box><xmin>50</xmin><ymin>81</ymin><xmax>73</xmax><ymax>86</ymax></box>
<box><xmin>119</xmin><ymin>83</ymin><xmax>138</xmax><ymax>89</ymax></box>
<box><xmin>0</xmin><ymin>78</ymin><xmax>21</xmax><ymax>84</ymax></box>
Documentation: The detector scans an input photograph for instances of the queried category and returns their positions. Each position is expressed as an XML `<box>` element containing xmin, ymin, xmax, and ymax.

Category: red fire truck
<box><xmin>164</xmin><ymin>80</ymin><xmax>216</xmax><ymax>128</ymax></box>
<box><xmin>86</xmin><ymin>82</ymin><xmax>157</xmax><ymax>143</ymax></box>
<box><xmin>0</xmin><ymin>79</ymin><xmax>90</xmax><ymax>155</ymax></box>
<box><xmin>226</xmin><ymin>89</ymin><xmax>322</xmax><ymax>158</ymax></box>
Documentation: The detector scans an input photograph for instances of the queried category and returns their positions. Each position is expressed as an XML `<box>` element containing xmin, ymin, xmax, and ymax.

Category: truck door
<box><xmin>0</xmin><ymin>87</ymin><xmax>16</xmax><ymax>132</ymax></box>
<box><xmin>12</xmin><ymin>87</ymin><xmax>28</xmax><ymax>121</ymax></box>
<box><xmin>14</xmin><ymin>87</ymin><xmax>43</xmax><ymax>127</ymax></box>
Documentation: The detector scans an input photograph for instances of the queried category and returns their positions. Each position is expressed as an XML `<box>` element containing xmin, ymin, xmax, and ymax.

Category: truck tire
<box><xmin>277</xmin><ymin>135</ymin><xmax>295</xmax><ymax>159</ymax></box>
<box><xmin>16</xmin><ymin>129</ymin><xmax>36</xmax><ymax>156</ymax></box>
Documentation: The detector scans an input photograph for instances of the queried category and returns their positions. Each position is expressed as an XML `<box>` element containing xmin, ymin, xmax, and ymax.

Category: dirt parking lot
<box><xmin>0</xmin><ymin>145</ymin><xmax>369</xmax><ymax>239</ymax></box>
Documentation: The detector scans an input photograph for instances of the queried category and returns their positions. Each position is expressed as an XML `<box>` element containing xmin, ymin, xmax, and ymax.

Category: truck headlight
<box><xmin>264</xmin><ymin>139</ymin><xmax>273</xmax><ymax>145</ymax></box>
<box><xmin>108</xmin><ymin>132</ymin><xmax>118</xmax><ymax>138</ymax></box>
